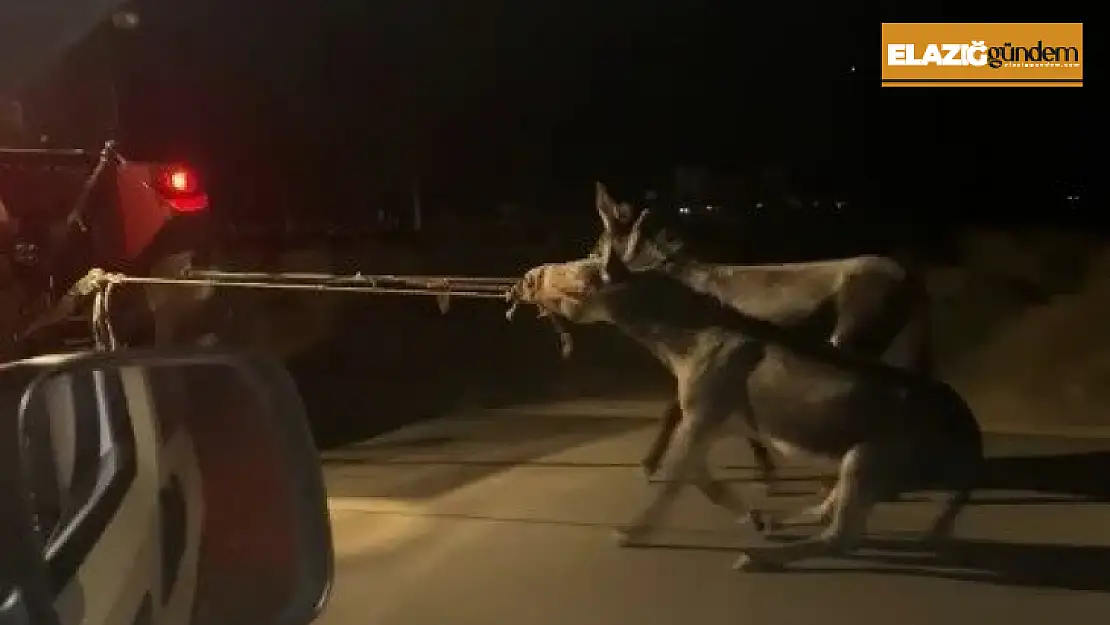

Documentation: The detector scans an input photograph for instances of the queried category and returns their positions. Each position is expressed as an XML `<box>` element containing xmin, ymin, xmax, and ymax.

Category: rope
<box><xmin>39</xmin><ymin>267</ymin><xmax>519</xmax><ymax>351</ymax></box>
<box><xmin>90</xmin><ymin>279</ymin><xmax>119</xmax><ymax>351</ymax></box>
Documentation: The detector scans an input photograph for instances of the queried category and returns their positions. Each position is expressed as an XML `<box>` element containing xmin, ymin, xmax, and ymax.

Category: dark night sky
<box><xmin>107</xmin><ymin>0</ymin><xmax>1089</xmax><ymax>219</ymax></box>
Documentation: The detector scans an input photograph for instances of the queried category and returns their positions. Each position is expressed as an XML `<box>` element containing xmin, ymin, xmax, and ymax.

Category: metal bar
<box><xmin>102</xmin><ymin>274</ymin><xmax>511</xmax><ymax>298</ymax></box>
<box><xmin>184</xmin><ymin>269</ymin><xmax>517</xmax><ymax>287</ymax></box>
<box><xmin>0</xmin><ymin>147</ymin><xmax>92</xmax><ymax>156</ymax></box>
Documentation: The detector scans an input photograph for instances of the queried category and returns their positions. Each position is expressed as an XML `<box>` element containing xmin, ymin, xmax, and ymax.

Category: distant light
<box><xmin>835</xmin><ymin>200</ymin><xmax>847</xmax><ymax>209</ymax></box>
<box><xmin>754</xmin><ymin>202</ymin><xmax>763</xmax><ymax>210</ymax></box>
<box><xmin>678</xmin><ymin>206</ymin><xmax>690</xmax><ymax>215</ymax></box>
<box><xmin>705</xmin><ymin>205</ymin><xmax>715</xmax><ymax>211</ymax></box>
<box><xmin>849</xmin><ymin>65</ymin><xmax>856</xmax><ymax>73</ymax></box>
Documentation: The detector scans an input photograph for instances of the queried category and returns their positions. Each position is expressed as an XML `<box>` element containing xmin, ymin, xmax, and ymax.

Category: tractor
<box><xmin>1</xmin><ymin>1</ymin><xmax>215</xmax><ymax>360</ymax></box>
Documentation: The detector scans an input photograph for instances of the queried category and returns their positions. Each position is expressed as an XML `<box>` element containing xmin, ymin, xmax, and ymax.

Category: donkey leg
<box><xmin>813</xmin><ymin>475</ymin><xmax>838</xmax><ymax>501</ymax></box>
<box><xmin>724</xmin><ymin>407</ymin><xmax>780</xmax><ymax>495</ymax></box>
<box><xmin>616</xmin><ymin>407</ymin><xmax>718</xmax><ymax>547</ymax></box>
<box><xmin>734</xmin><ymin>443</ymin><xmax>887</xmax><ymax>571</ymax></box>
<box><xmin>828</xmin><ymin>277</ymin><xmax>931</xmax><ymax>504</ymax></box>
<box><xmin>771</xmin><ymin>483</ymin><xmax>840</xmax><ymax>530</ymax></box>
<box><xmin>924</xmin><ymin>396</ymin><xmax>983</xmax><ymax>546</ymax></box>
<box><xmin>748</xmin><ymin>438</ymin><xmax>779</xmax><ymax>492</ymax></box>
<box><xmin>816</xmin><ymin>315</ymin><xmax>873</xmax><ymax>503</ymax></box>
<box><xmin>828</xmin><ymin>268</ymin><xmax>905</xmax><ymax>360</ymax></box>
<box><xmin>690</xmin><ymin>460</ymin><xmax>766</xmax><ymax>531</ymax></box>
<box><xmin>641</xmin><ymin>400</ymin><xmax>681</xmax><ymax>479</ymax></box>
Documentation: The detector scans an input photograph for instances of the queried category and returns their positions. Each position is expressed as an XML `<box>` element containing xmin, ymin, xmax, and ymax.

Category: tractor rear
<box><xmin>1</xmin><ymin>3</ymin><xmax>215</xmax><ymax>359</ymax></box>
<box><xmin>1</xmin><ymin>141</ymin><xmax>213</xmax><ymax>359</ymax></box>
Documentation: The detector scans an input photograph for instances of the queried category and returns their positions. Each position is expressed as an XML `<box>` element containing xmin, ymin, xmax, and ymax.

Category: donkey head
<box><xmin>588</xmin><ymin>182</ymin><xmax>684</xmax><ymax>270</ymax></box>
<box><xmin>512</xmin><ymin>233</ymin><xmax>636</xmax><ymax>325</ymax></box>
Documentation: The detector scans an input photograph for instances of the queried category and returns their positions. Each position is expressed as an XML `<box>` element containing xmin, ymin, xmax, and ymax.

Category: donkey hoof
<box><xmin>738</xmin><ymin>510</ymin><xmax>770</xmax><ymax>533</ymax></box>
<box><xmin>732</xmin><ymin>550</ymin><xmax>784</xmax><ymax>572</ymax></box>
<box><xmin>613</xmin><ymin>525</ymin><xmax>648</xmax><ymax>547</ymax></box>
<box><xmin>755</xmin><ymin>512</ymin><xmax>778</xmax><ymax>534</ymax></box>
<box><xmin>640</xmin><ymin>462</ymin><xmax>660</xmax><ymax>481</ymax></box>
<box><xmin>732</xmin><ymin>553</ymin><xmax>757</xmax><ymax>571</ymax></box>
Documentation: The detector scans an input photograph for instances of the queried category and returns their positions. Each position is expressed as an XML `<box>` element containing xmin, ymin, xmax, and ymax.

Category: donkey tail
<box><xmin>926</xmin><ymin>385</ymin><xmax>984</xmax><ymax>541</ymax></box>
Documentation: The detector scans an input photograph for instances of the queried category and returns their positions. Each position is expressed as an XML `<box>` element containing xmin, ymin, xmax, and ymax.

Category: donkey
<box><xmin>587</xmin><ymin>183</ymin><xmax>933</xmax><ymax>492</ymax></box>
<box><xmin>508</xmin><ymin>238</ymin><xmax>982</xmax><ymax>571</ymax></box>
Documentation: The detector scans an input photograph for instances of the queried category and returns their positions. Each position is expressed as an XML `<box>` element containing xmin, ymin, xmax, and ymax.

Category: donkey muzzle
<box><xmin>505</xmin><ymin>267</ymin><xmax>544</xmax><ymax>320</ymax></box>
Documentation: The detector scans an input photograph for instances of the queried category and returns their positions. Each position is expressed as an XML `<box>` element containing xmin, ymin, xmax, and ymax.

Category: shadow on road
<box><xmin>977</xmin><ymin>450</ymin><xmax>1110</xmax><ymax>502</ymax></box>
<box><xmin>765</xmin><ymin>449</ymin><xmax>1110</xmax><ymax>592</ymax></box>
<box><xmin>631</xmin><ymin>448</ymin><xmax>1110</xmax><ymax>593</ymax></box>
<box><xmin>830</xmin><ymin>536</ymin><xmax>1110</xmax><ymax>593</ymax></box>
<box><xmin>884</xmin><ymin>449</ymin><xmax>1110</xmax><ymax>507</ymax></box>
<box><xmin>322</xmin><ymin>414</ymin><xmax>647</xmax><ymax>500</ymax></box>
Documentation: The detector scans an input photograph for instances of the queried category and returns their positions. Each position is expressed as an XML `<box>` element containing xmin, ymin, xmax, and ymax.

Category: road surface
<box><xmin>317</xmin><ymin>399</ymin><xmax>1110</xmax><ymax>625</ymax></box>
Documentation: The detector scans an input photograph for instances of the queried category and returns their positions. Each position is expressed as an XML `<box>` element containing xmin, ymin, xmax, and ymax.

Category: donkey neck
<box><xmin>598</xmin><ymin>275</ymin><xmax>741</xmax><ymax>373</ymax></box>
<box><xmin>617</xmin><ymin>319</ymin><xmax>724</xmax><ymax>373</ymax></box>
<box><xmin>660</xmin><ymin>256</ymin><xmax>724</xmax><ymax>300</ymax></box>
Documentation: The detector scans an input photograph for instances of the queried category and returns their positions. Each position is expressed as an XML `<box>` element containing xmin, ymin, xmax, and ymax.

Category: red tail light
<box><xmin>154</xmin><ymin>164</ymin><xmax>209</xmax><ymax>213</ymax></box>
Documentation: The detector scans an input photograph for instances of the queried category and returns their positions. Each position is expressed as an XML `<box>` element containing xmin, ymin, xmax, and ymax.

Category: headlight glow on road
<box><xmin>327</xmin><ymin>498</ymin><xmax>432</xmax><ymax>558</ymax></box>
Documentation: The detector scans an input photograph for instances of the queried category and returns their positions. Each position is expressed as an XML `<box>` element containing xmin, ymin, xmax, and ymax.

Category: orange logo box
<box><xmin>881</xmin><ymin>23</ymin><xmax>1083</xmax><ymax>87</ymax></box>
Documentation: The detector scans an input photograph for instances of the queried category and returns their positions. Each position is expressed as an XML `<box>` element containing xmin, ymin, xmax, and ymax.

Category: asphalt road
<box><xmin>316</xmin><ymin>398</ymin><xmax>1110</xmax><ymax>625</ymax></box>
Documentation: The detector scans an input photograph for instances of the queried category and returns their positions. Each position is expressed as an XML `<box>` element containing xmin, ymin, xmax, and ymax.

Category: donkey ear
<box><xmin>600</xmin><ymin>239</ymin><xmax>630</xmax><ymax>284</ymax></box>
<box><xmin>623</xmin><ymin>207</ymin><xmax>650</xmax><ymax>254</ymax></box>
<box><xmin>595</xmin><ymin>182</ymin><xmax>619</xmax><ymax>231</ymax></box>
<box><xmin>629</xmin><ymin>207</ymin><xmax>649</xmax><ymax>233</ymax></box>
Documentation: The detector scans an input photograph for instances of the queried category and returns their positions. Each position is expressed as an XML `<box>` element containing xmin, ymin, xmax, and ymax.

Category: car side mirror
<box><xmin>0</xmin><ymin>347</ymin><xmax>334</xmax><ymax>625</ymax></box>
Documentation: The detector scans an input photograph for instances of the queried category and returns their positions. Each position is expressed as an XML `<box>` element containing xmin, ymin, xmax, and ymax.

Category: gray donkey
<box><xmin>586</xmin><ymin>183</ymin><xmax>933</xmax><ymax>492</ymax></box>
<box><xmin>508</xmin><ymin>229</ymin><xmax>982</xmax><ymax>571</ymax></box>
